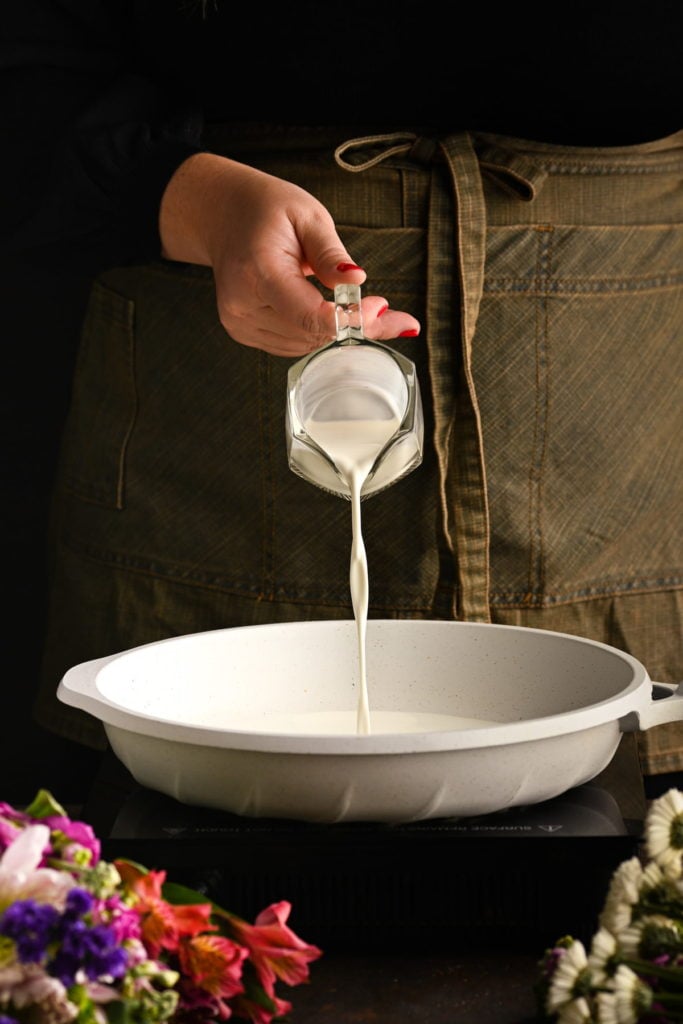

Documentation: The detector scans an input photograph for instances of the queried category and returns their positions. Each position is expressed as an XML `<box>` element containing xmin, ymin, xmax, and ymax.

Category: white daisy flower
<box><xmin>612</xmin><ymin>964</ymin><xmax>652</xmax><ymax>1024</ymax></box>
<box><xmin>638</xmin><ymin>860</ymin><xmax>683</xmax><ymax>922</ymax></box>
<box><xmin>611</xmin><ymin>858</ymin><xmax>645</xmax><ymax>904</ymax></box>
<box><xmin>599</xmin><ymin>858</ymin><xmax>644</xmax><ymax>934</ymax></box>
<box><xmin>557</xmin><ymin>995</ymin><xmax>594</xmax><ymax>1023</ymax></box>
<box><xmin>640</xmin><ymin>859</ymin><xmax>666</xmax><ymax>890</ymax></box>
<box><xmin>617</xmin><ymin>920</ymin><xmax>645</xmax><ymax>958</ymax></box>
<box><xmin>645</xmin><ymin>788</ymin><xmax>683</xmax><ymax>877</ymax></box>
<box><xmin>620</xmin><ymin>913</ymin><xmax>683</xmax><ymax>961</ymax></box>
<box><xmin>546</xmin><ymin>939</ymin><xmax>592</xmax><ymax>1014</ymax></box>
<box><xmin>588</xmin><ymin>927</ymin><xmax>619</xmax><ymax>985</ymax></box>
<box><xmin>595</xmin><ymin>991</ymin><xmax>619</xmax><ymax>1024</ymax></box>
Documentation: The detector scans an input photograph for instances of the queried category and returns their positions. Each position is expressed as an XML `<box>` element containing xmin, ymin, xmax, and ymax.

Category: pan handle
<box><xmin>620</xmin><ymin>682</ymin><xmax>683</xmax><ymax>732</ymax></box>
<box><xmin>57</xmin><ymin>653</ymin><xmax>119</xmax><ymax>705</ymax></box>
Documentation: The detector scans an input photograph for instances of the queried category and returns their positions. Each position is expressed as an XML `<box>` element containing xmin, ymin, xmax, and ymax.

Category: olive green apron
<box><xmin>36</xmin><ymin>125</ymin><xmax>683</xmax><ymax>774</ymax></box>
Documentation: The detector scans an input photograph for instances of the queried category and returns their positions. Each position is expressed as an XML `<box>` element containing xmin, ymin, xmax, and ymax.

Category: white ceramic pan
<box><xmin>58</xmin><ymin>620</ymin><xmax>683</xmax><ymax>823</ymax></box>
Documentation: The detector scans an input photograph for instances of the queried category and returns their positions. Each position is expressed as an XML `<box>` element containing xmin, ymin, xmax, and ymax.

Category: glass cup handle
<box><xmin>334</xmin><ymin>284</ymin><xmax>364</xmax><ymax>344</ymax></box>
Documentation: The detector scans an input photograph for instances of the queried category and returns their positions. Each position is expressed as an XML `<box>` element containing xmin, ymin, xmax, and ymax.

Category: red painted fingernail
<box><xmin>377</xmin><ymin>303</ymin><xmax>389</xmax><ymax>317</ymax></box>
<box><xmin>398</xmin><ymin>329</ymin><xmax>419</xmax><ymax>337</ymax></box>
<box><xmin>337</xmin><ymin>262</ymin><xmax>364</xmax><ymax>272</ymax></box>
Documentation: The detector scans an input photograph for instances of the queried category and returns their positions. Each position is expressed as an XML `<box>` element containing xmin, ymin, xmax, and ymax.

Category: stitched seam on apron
<box><xmin>527</xmin><ymin>161</ymin><xmax>683</xmax><ymax>175</ymax></box>
<box><xmin>491</xmin><ymin>576</ymin><xmax>683</xmax><ymax>607</ymax></box>
<box><xmin>59</xmin><ymin>536</ymin><xmax>436</xmax><ymax>612</ymax></box>
<box><xmin>524</xmin><ymin>226</ymin><xmax>553</xmax><ymax>605</ymax></box>
<box><xmin>258</xmin><ymin>350</ymin><xmax>275</xmax><ymax>601</ymax></box>
<box><xmin>484</xmin><ymin>274</ymin><xmax>683</xmax><ymax>294</ymax></box>
<box><xmin>59</xmin><ymin>528</ymin><xmax>683</xmax><ymax>608</ymax></box>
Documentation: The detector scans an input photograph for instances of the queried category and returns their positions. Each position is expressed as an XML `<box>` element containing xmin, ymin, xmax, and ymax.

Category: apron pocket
<box><xmin>476</xmin><ymin>222</ymin><xmax>683</xmax><ymax>607</ymax></box>
<box><xmin>61</xmin><ymin>280</ymin><xmax>136</xmax><ymax>509</ymax></box>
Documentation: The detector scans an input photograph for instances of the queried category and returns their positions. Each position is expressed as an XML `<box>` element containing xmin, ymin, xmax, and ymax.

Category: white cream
<box><xmin>303</xmin><ymin>416</ymin><xmax>400</xmax><ymax>734</ymax></box>
<box><xmin>224</xmin><ymin>709</ymin><xmax>498</xmax><ymax>735</ymax></box>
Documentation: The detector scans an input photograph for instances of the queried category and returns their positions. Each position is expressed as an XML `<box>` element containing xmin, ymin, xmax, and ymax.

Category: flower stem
<box><xmin>623</xmin><ymin>958</ymin><xmax>683</xmax><ymax>986</ymax></box>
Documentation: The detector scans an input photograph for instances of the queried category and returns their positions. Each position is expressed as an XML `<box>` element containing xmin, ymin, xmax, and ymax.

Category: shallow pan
<box><xmin>58</xmin><ymin>620</ymin><xmax>683</xmax><ymax>823</ymax></box>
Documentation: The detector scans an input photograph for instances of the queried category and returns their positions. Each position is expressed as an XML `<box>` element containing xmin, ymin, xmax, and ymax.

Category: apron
<box><xmin>36</xmin><ymin>124</ymin><xmax>683</xmax><ymax>774</ymax></box>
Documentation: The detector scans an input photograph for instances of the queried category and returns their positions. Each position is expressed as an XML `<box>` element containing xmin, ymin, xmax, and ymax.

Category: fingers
<box><xmin>292</xmin><ymin>212</ymin><xmax>422</xmax><ymax>345</ymax></box>
<box><xmin>217</xmin><ymin>286</ymin><xmax>421</xmax><ymax>358</ymax></box>
<box><xmin>360</xmin><ymin>297</ymin><xmax>421</xmax><ymax>342</ymax></box>
<box><xmin>218</xmin><ymin>311</ymin><xmax>328</xmax><ymax>358</ymax></box>
<box><xmin>216</xmin><ymin>273</ymin><xmax>337</xmax><ymax>356</ymax></box>
<box><xmin>211</xmin><ymin>172</ymin><xmax>422</xmax><ymax>355</ymax></box>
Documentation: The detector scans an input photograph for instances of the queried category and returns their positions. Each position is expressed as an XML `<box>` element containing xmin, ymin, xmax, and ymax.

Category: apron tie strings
<box><xmin>334</xmin><ymin>130</ymin><xmax>536</xmax><ymax>621</ymax></box>
<box><xmin>334</xmin><ymin>131</ymin><xmax>418</xmax><ymax>171</ymax></box>
<box><xmin>435</xmin><ymin>133</ymin><xmax>489</xmax><ymax>621</ymax></box>
<box><xmin>334</xmin><ymin>132</ymin><xmax>546</xmax><ymax>196</ymax></box>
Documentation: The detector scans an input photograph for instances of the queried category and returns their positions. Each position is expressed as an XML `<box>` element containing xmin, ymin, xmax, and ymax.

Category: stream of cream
<box><xmin>303</xmin><ymin>417</ymin><xmax>398</xmax><ymax>734</ymax></box>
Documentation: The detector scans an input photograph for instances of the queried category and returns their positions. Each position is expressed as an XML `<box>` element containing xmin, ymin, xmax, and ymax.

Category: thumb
<box><xmin>297</xmin><ymin>215</ymin><xmax>367</xmax><ymax>290</ymax></box>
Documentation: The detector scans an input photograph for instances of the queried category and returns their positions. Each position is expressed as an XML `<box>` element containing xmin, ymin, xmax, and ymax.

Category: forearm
<box><xmin>159</xmin><ymin>152</ymin><xmax>236</xmax><ymax>267</ymax></box>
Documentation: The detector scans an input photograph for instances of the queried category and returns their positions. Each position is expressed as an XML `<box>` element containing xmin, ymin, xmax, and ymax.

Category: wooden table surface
<box><xmin>287</xmin><ymin>949</ymin><xmax>541</xmax><ymax>1023</ymax></box>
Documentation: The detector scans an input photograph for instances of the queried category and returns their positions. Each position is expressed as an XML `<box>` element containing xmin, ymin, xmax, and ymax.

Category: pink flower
<box><xmin>227</xmin><ymin>901</ymin><xmax>322</xmax><ymax>995</ymax></box>
<box><xmin>0</xmin><ymin>820</ymin><xmax>21</xmax><ymax>857</ymax></box>
<box><xmin>0</xmin><ymin>804</ymin><xmax>30</xmax><ymax>827</ymax></box>
<box><xmin>41</xmin><ymin>817</ymin><xmax>101</xmax><ymax>866</ymax></box>
<box><xmin>0</xmin><ymin>803</ymin><xmax>39</xmax><ymax>858</ymax></box>
<box><xmin>230</xmin><ymin>989</ymin><xmax>293</xmax><ymax>1024</ymax></box>
<box><xmin>116</xmin><ymin>861</ymin><xmax>216</xmax><ymax>958</ymax></box>
<box><xmin>0</xmin><ymin>825</ymin><xmax>72</xmax><ymax>910</ymax></box>
<box><xmin>178</xmin><ymin>933</ymin><xmax>248</xmax><ymax>1018</ymax></box>
<box><xmin>100</xmin><ymin>894</ymin><xmax>142</xmax><ymax>944</ymax></box>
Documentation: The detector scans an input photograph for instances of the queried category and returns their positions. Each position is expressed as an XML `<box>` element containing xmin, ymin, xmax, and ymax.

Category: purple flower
<box><xmin>63</xmin><ymin>887</ymin><xmax>94</xmax><ymax>922</ymax></box>
<box><xmin>0</xmin><ymin>900</ymin><xmax>60</xmax><ymax>962</ymax></box>
<box><xmin>0</xmin><ymin>884</ymin><xmax>127</xmax><ymax>988</ymax></box>
<box><xmin>50</xmin><ymin>920</ymin><xmax>127</xmax><ymax>986</ymax></box>
<box><xmin>0</xmin><ymin>1015</ymin><xmax>19</xmax><ymax>1024</ymax></box>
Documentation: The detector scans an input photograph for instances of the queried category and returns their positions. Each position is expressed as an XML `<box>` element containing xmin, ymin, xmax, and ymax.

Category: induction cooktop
<box><xmin>83</xmin><ymin>737</ymin><xmax>645</xmax><ymax>952</ymax></box>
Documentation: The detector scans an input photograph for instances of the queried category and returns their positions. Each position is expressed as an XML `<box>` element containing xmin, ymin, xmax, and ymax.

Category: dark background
<box><xmin>1</xmin><ymin>263</ymin><xmax>99</xmax><ymax>805</ymax></box>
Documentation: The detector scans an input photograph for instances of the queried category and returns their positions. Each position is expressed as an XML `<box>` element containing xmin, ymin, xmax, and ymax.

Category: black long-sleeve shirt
<box><xmin>2</xmin><ymin>0</ymin><xmax>682</xmax><ymax>275</ymax></box>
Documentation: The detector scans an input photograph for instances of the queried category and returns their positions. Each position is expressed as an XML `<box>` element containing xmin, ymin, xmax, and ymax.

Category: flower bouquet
<box><xmin>537</xmin><ymin>788</ymin><xmax>683</xmax><ymax>1023</ymax></box>
<box><xmin>0</xmin><ymin>790</ymin><xmax>322</xmax><ymax>1023</ymax></box>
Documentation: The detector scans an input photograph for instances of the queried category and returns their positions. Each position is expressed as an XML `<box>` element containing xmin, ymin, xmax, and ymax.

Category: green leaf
<box><xmin>104</xmin><ymin>1000</ymin><xmax>135</xmax><ymax>1024</ymax></box>
<box><xmin>241</xmin><ymin>965</ymin><xmax>278</xmax><ymax>1013</ymax></box>
<box><xmin>24</xmin><ymin>789</ymin><xmax>66</xmax><ymax>820</ymax></box>
<box><xmin>161</xmin><ymin>880</ymin><xmax>215</xmax><ymax>906</ymax></box>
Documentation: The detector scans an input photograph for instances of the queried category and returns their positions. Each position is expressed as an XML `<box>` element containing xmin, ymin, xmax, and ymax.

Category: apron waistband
<box><xmin>334</xmin><ymin>130</ymin><xmax>548</xmax><ymax>200</ymax></box>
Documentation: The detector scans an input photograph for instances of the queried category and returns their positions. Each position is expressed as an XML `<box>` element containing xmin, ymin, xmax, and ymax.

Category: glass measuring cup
<box><xmin>285</xmin><ymin>284</ymin><xmax>423</xmax><ymax>498</ymax></box>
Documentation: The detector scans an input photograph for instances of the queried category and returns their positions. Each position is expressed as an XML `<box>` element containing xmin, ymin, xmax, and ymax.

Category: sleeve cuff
<box><xmin>119</xmin><ymin>136</ymin><xmax>205</xmax><ymax>264</ymax></box>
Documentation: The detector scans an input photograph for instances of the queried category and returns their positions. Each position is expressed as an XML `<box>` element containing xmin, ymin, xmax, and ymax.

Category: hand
<box><xmin>159</xmin><ymin>153</ymin><xmax>421</xmax><ymax>356</ymax></box>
